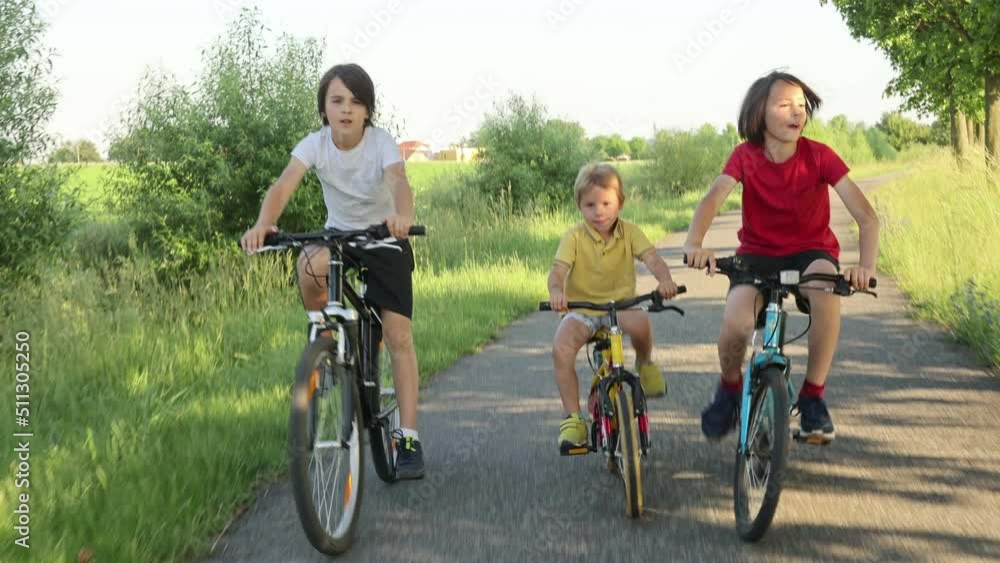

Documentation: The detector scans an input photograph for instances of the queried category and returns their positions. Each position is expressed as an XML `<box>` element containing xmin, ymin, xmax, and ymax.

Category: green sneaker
<box><xmin>558</xmin><ymin>413</ymin><xmax>588</xmax><ymax>454</ymax></box>
<box><xmin>637</xmin><ymin>361</ymin><xmax>666</xmax><ymax>397</ymax></box>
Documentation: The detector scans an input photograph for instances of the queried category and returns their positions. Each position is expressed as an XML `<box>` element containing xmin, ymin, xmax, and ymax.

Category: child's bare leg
<box><xmin>618</xmin><ymin>310</ymin><xmax>652</xmax><ymax>362</ymax></box>
<box><xmin>719</xmin><ymin>285</ymin><xmax>764</xmax><ymax>383</ymax></box>
<box><xmin>382</xmin><ymin>310</ymin><xmax>420</xmax><ymax>430</ymax></box>
<box><xmin>802</xmin><ymin>259</ymin><xmax>841</xmax><ymax>387</ymax></box>
<box><xmin>297</xmin><ymin>245</ymin><xmax>330</xmax><ymax>310</ymax></box>
<box><xmin>552</xmin><ymin>317</ymin><xmax>592</xmax><ymax>414</ymax></box>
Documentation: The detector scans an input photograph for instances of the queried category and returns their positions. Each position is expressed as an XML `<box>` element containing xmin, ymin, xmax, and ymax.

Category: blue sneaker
<box><xmin>795</xmin><ymin>395</ymin><xmax>835</xmax><ymax>445</ymax></box>
<box><xmin>396</xmin><ymin>436</ymin><xmax>426</xmax><ymax>480</ymax></box>
<box><xmin>701</xmin><ymin>385</ymin><xmax>740</xmax><ymax>439</ymax></box>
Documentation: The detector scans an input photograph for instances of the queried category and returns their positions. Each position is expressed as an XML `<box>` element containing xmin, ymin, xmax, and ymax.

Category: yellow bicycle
<box><xmin>539</xmin><ymin>288</ymin><xmax>685</xmax><ymax>517</ymax></box>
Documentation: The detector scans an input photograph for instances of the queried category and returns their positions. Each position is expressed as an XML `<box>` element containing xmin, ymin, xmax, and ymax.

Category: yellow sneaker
<box><xmin>637</xmin><ymin>361</ymin><xmax>666</xmax><ymax>397</ymax></box>
<box><xmin>558</xmin><ymin>414</ymin><xmax>588</xmax><ymax>453</ymax></box>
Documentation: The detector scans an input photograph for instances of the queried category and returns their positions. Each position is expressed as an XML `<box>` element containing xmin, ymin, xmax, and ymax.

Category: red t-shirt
<box><xmin>722</xmin><ymin>137</ymin><xmax>849</xmax><ymax>259</ymax></box>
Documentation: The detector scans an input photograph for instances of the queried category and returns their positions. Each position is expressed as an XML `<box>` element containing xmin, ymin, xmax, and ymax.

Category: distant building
<box><xmin>435</xmin><ymin>146</ymin><xmax>481</xmax><ymax>162</ymax></box>
<box><xmin>399</xmin><ymin>140</ymin><xmax>433</xmax><ymax>161</ymax></box>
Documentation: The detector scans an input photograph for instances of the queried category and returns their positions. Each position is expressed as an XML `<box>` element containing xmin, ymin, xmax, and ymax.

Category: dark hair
<box><xmin>317</xmin><ymin>64</ymin><xmax>376</xmax><ymax>127</ymax></box>
<box><xmin>737</xmin><ymin>71</ymin><xmax>822</xmax><ymax>145</ymax></box>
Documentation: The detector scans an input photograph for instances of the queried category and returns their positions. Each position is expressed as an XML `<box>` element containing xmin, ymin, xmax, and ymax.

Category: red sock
<box><xmin>721</xmin><ymin>376</ymin><xmax>743</xmax><ymax>394</ymax></box>
<box><xmin>800</xmin><ymin>381</ymin><xmax>825</xmax><ymax>398</ymax></box>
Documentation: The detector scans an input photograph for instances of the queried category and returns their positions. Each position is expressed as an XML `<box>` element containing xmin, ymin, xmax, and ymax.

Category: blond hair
<box><xmin>574</xmin><ymin>162</ymin><xmax>625</xmax><ymax>206</ymax></box>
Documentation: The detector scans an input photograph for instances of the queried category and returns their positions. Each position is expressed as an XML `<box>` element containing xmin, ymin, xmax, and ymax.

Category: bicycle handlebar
<box><xmin>538</xmin><ymin>287</ymin><xmax>687</xmax><ymax>315</ymax></box>
<box><xmin>684</xmin><ymin>254</ymin><xmax>876</xmax><ymax>296</ymax></box>
<box><xmin>250</xmin><ymin>224</ymin><xmax>426</xmax><ymax>253</ymax></box>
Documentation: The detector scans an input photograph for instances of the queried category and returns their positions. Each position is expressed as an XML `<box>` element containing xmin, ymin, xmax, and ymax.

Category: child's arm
<box><xmin>683</xmin><ymin>174</ymin><xmax>738</xmax><ymax>274</ymax></box>
<box><xmin>639</xmin><ymin>250</ymin><xmax>680</xmax><ymax>299</ymax></box>
<box><xmin>241</xmin><ymin>157</ymin><xmax>309</xmax><ymax>252</ymax></box>
<box><xmin>832</xmin><ymin>174</ymin><xmax>880</xmax><ymax>289</ymax></box>
<box><xmin>384</xmin><ymin>162</ymin><xmax>415</xmax><ymax>239</ymax></box>
<box><xmin>548</xmin><ymin>262</ymin><xmax>570</xmax><ymax>312</ymax></box>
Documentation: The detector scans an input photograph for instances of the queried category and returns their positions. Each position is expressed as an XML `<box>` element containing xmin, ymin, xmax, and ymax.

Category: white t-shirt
<box><xmin>291</xmin><ymin>125</ymin><xmax>402</xmax><ymax>230</ymax></box>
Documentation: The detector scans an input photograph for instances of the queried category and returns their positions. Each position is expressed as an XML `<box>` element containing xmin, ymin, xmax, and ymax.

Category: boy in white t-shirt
<box><xmin>241</xmin><ymin>64</ymin><xmax>425</xmax><ymax>479</ymax></box>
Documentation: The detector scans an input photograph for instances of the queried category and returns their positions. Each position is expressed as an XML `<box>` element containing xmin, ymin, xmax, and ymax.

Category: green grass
<box><xmin>870</xmin><ymin>152</ymin><xmax>1000</xmax><ymax>368</ymax></box>
<box><xmin>63</xmin><ymin>163</ymin><xmax>116</xmax><ymax>220</ymax></box>
<box><xmin>849</xmin><ymin>146</ymin><xmax>935</xmax><ymax>180</ymax></box>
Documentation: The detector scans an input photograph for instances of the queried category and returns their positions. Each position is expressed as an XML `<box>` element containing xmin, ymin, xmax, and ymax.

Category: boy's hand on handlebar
<box><xmin>683</xmin><ymin>245</ymin><xmax>717</xmax><ymax>275</ymax></box>
<box><xmin>657</xmin><ymin>279</ymin><xmax>680</xmax><ymax>300</ymax></box>
<box><xmin>385</xmin><ymin>214</ymin><xmax>413</xmax><ymax>240</ymax></box>
<box><xmin>241</xmin><ymin>223</ymin><xmax>278</xmax><ymax>254</ymax></box>
<box><xmin>548</xmin><ymin>290</ymin><xmax>568</xmax><ymax>313</ymax></box>
<box><xmin>843</xmin><ymin>266</ymin><xmax>875</xmax><ymax>291</ymax></box>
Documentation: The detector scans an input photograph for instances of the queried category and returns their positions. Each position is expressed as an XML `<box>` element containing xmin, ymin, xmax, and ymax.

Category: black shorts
<box><xmin>729</xmin><ymin>250</ymin><xmax>839</xmax><ymax>317</ymax></box>
<box><xmin>342</xmin><ymin>239</ymin><xmax>415</xmax><ymax>319</ymax></box>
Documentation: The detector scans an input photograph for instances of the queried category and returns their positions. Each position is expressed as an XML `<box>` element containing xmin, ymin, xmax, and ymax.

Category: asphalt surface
<box><xmin>205</xmin><ymin>174</ymin><xmax>1000</xmax><ymax>563</ymax></box>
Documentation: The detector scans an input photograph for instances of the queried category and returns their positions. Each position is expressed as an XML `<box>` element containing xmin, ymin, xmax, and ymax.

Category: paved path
<box><xmin>206</xmin><ymin>174</ymin><xmax>1000</xmax><ymax>562</ymax></box>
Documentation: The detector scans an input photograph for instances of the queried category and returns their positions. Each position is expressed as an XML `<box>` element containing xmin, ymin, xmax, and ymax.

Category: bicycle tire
<box><xmin>288</xmin><ymin>337</ymin><xmax>365</xmax><ymax>555</ymax></box>
<box><xmin>369</xmin><ymin>338</ymin><xmax>399</xmax><ymax>483</ymax></box>
<box><xmin>616</xmin><ymin>382</ymin><xmax>643</xmax><ymax>518</ymax></box>
<box><xmin>734</xmin><ymin>366</ymin><xmax>789</xmax><ymax>542</ymax></box>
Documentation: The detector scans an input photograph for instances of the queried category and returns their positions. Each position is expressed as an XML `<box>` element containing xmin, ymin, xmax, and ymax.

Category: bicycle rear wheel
<box><xmin>615</xmin><ymin>381</ymin><xmax>643</xmax><ymax>518</ymax></box>
<box><xmin>289</xmin><ymin>337</ymin><xmax>365</xmax><ymax>555</ymax></box>
<box><xmin>734</xmin><ymin>367</ymin><xmax>789</xmax><ymax>542</ymax></box>
<box><xmin>369</xmin><ymin>337</ymin><xmax>399</xmax><ymax>483</ymax></box>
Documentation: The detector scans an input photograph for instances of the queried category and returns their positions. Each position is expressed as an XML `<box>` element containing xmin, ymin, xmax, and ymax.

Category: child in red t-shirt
<box><xmin>684</xmin><ymin>71</ymin><xmax>880</xmax><ymax>444</ymax></box>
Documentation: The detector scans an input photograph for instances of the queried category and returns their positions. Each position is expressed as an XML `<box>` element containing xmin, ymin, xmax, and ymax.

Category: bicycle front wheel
<box><xmin>734</xmin><ymin>366</ymin><xmax>789</xmax><ymax>542</ymax></box>
<box><xmin>615</xmin><ymin>382</ymin><xmax>643</xmax><ymax>518</ymax></box>
<box><xmin>288</xmin><ymin>337</ymin><xmax>365</xmax><ymax>555</ymax></box>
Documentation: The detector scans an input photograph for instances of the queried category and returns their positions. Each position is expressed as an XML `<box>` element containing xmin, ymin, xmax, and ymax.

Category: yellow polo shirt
<box><xmin>554</xmin><ymin>220</ymin><xmax>656</xmax><ymax>316</ymax></box>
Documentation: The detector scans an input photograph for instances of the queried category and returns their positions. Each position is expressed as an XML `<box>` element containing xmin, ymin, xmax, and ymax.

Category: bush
<box><xmin>0</xmin><ymin>166</ymin><xmax>81</xmax><ymax>285</ymax></box>
<box><xmin>864</xmin><ymin>127</ymin><xmax>899</xmax><ymax>160</ymax></box>
<box><xmin>638</xmin><ymin>123</ymin><xmax>738</xmax><ymax>196</ymax></box>
<box><xmin>807</xmin><ymin>115</ymin><xmax>877</xmax><ymax>166</ymax></box>
<box><xmin>109</xmin><ymin>9</ymin><xmax>328</xmax><ymax>277</ymax></box>
<box><xmin>471</xmin><ymin>95</ymin><xmax>595</xmax><ymax>210</ymax></box>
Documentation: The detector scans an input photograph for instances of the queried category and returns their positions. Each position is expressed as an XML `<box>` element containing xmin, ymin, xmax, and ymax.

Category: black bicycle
<box><xmin>691</xmin><ymin>255</ymin><xmax>876</xmax><ymax>541</ymax></box>
<box><xmin>539</xmin><ymin>289</ymin><xmax>685</xmax><ymax>518</ymax></box>
<box><xmin>253</xmin><ymin>223</ymin><xmax>424</xmax><ymax>555</ymax></box>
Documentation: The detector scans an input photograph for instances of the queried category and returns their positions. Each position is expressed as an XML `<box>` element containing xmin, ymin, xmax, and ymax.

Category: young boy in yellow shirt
<box><xmin>547</xmin><ymin>162</ymin><xmax>680</xmax><ymax>451</ymax></box>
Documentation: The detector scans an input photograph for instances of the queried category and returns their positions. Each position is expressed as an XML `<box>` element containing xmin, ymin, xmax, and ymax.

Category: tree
<box><xmin>877</xmin><ymin>112</ymin><xmax>930</xmax><ymax>150</ymax></box>
<box><xmin>628</xmin><ymin>136</ymin><xmax>648</xmax><ymax>160</ymax></box>
<box><xmin>0</xmin><ymin>0</ymin><xmax>57</xmax><ymax>163</ymax></box>
<box><xmin>0</xmin><ymin>0</ymin><xmax>79</xmax><ymax>283</ymax></box>
<box><xmin>109</xmin><ymin>9</ymin><xmax>327</xmax><ymax>275</ymax></box>
<box><xmin>48</xmin><ymin>139</ymin><xmax>103</xmax><ymax>163</ymax></box>
<box><xmin>603</xmin><ymin>134</ymin><xmax>629</xmax><ymax>159</ymax></box>
<box><xmin>822</xmin><ymin>0</ymin><xmax>1000</xmax><ymax>163</ymax></box>
<box><xmin>472</xmin><ymin>95</ymin><xmax>595</xmax><ymax>209</ymax></box>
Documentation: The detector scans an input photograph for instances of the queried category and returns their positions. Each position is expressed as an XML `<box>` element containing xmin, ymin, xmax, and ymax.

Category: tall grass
<box><xmin>0</xmin><ymin>161</ymin><xmax>731</xmax><ymax>562</ymax></box>
<box><xmin>871</xmin><ymin>152</ymin><xmax>1000</xmax><ymax>368</ymax></box>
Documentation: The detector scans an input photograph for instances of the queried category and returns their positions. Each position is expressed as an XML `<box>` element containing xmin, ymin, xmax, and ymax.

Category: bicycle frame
<box><xmin>737</xmin><ymin>291</ymin><xmax>793</xmax><ymax>454</ymax></box>
<box><xmin>305</xmin><ymin>241</ymin><xmax>388</xmax><ymax>427</ymax></box>
<box><xmin>588</xmin><ymin>321</ymin><xmax>650</xmax><ymax>457</ymax></box>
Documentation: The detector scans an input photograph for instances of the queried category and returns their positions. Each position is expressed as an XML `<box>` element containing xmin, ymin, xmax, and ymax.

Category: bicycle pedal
<box><xmin>560</xmin><ymin>443</ymin><xmax>592</xmax><ymax>456</ymax></box>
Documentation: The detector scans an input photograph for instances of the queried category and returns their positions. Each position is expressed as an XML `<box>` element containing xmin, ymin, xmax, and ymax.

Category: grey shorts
<box><xmin>559</xmin><ymin>312</ymin><xmax>614</xmax><ymax>338</ymax></box>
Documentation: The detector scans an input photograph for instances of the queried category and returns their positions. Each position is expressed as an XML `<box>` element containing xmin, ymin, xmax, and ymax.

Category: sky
<box><xmin>41</xmin><ymin>0</ymin><xmax>908</xmax><ymax>152</ymax></box>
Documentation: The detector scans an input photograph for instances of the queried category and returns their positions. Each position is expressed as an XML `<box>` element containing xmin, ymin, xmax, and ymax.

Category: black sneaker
<box><xmin>701</xmin><ymin>385</ymin><xmax>740</xmax><ymax>439</ymax></box>
<box><xmin>795</xmin><ymin>395</ymin><xmax>835</xmax><ymax>445</ymax></box>
<box><xmin>396</xmin><ymin>436</ymin><xmax>425</xmax><ymax>480</ymax></box>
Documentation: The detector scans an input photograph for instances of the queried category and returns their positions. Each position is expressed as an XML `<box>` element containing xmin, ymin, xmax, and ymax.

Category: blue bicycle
<box><xmin>706</xmin><ymin>256</ymin><xmax>877</xmax><ymax>541</ymax></box>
